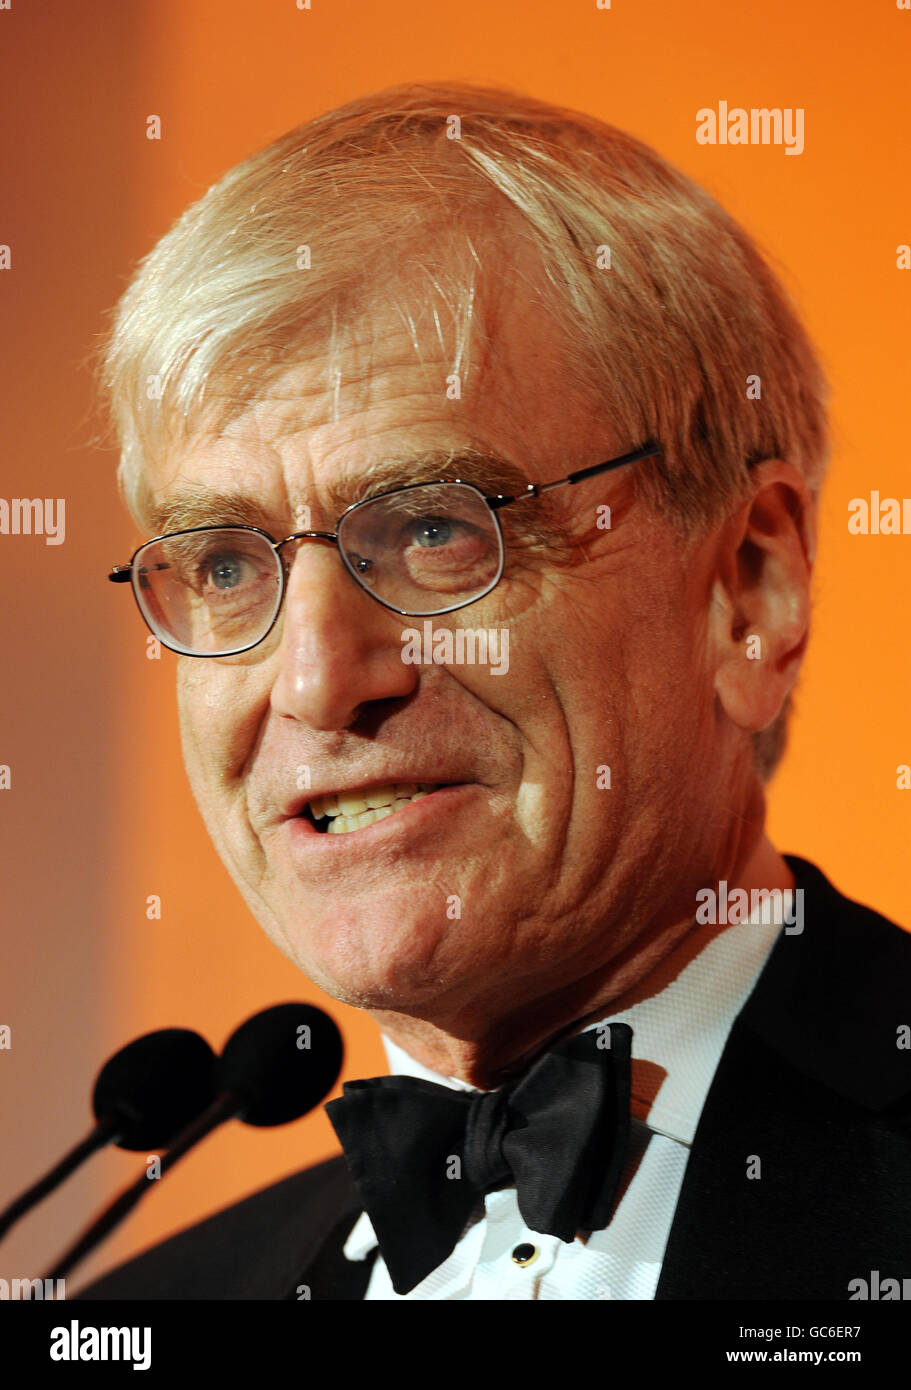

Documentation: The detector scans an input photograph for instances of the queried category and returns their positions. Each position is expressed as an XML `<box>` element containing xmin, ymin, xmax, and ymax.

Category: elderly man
<box><xmin>78</xmin><ymin>83</ymin><xmax>910</xmax><ymax>1301</ymax></box>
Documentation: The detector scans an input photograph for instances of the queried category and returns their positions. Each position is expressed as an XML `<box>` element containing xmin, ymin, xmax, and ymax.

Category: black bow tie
<box><xmin>324</xmin><ymin>1022</ymin><xmax>633</xmax><ymax>1294</ymax></box>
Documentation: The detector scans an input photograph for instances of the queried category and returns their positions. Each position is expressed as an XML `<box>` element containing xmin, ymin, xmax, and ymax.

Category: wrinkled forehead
<box><xmin>135</xmin><ymin>249</ymin><xmax>600</xmax><ymax>536</ymax></box>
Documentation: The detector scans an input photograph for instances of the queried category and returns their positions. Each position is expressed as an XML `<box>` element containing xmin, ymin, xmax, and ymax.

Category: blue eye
<box><xmin>209</xmin><ymin>555</ymin><xmax>246</xmax><ymax>589</ymax></box>
<box><xmin>414</xmin><ymin>518</ymin><xmax>453</xmax><ymax>547</ymax></box>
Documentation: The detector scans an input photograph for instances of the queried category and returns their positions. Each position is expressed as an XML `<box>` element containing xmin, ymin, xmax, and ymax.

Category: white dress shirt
<box><xmin>343</xmin><ymin>909</ymin><xmax>784</xmax><ymax>1299</ymax></box>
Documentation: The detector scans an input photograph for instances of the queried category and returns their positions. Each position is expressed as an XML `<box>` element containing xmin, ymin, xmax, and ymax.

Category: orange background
<box><xmin>1</xmin><ymin>0</ymin><xmax>908</xmax><ymax>1291</ymax></box>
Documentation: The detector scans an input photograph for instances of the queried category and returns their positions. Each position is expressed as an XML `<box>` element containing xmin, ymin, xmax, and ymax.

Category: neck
<box><xmin>371</xmin><ymin>830</ymin><xmax>794</xmax><ymax>1091</ymax></box>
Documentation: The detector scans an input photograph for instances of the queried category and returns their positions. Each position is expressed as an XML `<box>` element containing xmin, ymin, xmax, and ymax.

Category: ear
<box><xmin>710</xmin><ymin>460</ymin><xmax>816</xmax><ymax>735</ymax></box>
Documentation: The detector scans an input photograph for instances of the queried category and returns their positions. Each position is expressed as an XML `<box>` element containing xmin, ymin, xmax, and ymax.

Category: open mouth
<box><xmin>302</xmin><ymin>783</ymin><xmax>438</xmax><ymax>834</ymax></box>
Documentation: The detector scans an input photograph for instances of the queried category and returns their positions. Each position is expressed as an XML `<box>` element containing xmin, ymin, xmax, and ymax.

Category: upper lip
<box><xmin>282</xmin><ymin>777</ymin><xmax>462</xmax><ymax>819</ymax></box>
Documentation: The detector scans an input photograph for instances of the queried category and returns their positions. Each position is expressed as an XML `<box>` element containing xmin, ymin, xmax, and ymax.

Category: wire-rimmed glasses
<box><xmin>108</xmin><ymin>441</ymin><xmax>660</xmax><ymax>657</ymax></box>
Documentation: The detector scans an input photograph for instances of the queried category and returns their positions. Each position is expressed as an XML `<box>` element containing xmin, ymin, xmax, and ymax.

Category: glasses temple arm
<box><xmin>553</xmin><ymin>440</ymin><xmax>661</xmax><ymax>488</ymax></box>
<box><xmin>486</xmin><ymin>440</ymin><xmax>661</xmax><ymax>510</ymax></box>
<box><xmin>109</xmin><ymin>561</ymin><xmax>172</xmax><ymax>582</ymax></box>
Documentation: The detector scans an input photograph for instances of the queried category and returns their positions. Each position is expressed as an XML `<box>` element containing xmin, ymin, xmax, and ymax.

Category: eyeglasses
<box><xmin>108</xmin><ymin>441</ymin><xmax>660</xmax><ymax>657</ymax></box>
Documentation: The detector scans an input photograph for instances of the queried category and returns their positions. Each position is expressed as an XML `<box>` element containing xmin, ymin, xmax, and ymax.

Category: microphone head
<box><xmin>217</xmin><ymin>1003</ymin><xmax>343</xmax><ymax>1127</ymax></box>
<box><xmin>92</xmin><ymin>1029</ymin><xmax>217</xmax><ymax>1150</ymax></box>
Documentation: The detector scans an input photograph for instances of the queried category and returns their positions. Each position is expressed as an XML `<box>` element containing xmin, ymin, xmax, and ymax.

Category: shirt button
<box><xmin>511</xmin><ymin>1243</ymin><xmax>539</xmax><ymax>1267</ymax></box>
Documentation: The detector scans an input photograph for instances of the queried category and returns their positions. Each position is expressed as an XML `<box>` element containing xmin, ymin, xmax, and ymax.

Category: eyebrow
<box><xmin>143</xmin><ymin>450</ymin><xmax>538</xmax><ymax>536</ymax></box>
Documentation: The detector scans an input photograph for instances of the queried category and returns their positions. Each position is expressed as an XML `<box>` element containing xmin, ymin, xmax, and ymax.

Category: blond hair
<box><xmin>101</xmin><ymin>81</ymin><xmax>830</xmax><ymax>780</ymax></box>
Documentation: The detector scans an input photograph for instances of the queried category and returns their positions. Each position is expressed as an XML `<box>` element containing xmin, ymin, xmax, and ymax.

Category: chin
<box><xmin>293</xmin><ymin>957</ymin><xmax>456</xmax><ymax>1016</ymax></box>
<box><xmin>270</xmin><ymin>903</ymin><xmax>460</xmax><ymax>1011</ymax></box>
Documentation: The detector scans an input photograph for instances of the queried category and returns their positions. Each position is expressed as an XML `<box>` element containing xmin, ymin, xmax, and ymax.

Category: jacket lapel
<box><xmin>286</xmin><ymin>858</ymin><xmax>910</xmax><ymax>1300</ymax></box>
<box><xmin>285</xmin><ymin>1206</ymin><xmax>378</xmax><ymax>1300</ymax></box>
<box><xmin>231</xmin><ymin>1155</ymin><xmax>370</xmax><ymax>1300</ymax></box>
<box><xmin>656</xmin><ymin>855</ymin><xmax>911</xmax><ymax>1298</ymax></box>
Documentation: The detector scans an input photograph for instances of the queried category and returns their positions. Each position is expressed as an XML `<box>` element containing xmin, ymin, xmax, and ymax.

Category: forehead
<box><xmin>139</xmin><ymin>262</ymin><xmax>603</xmax><ymax>536</ymax></box>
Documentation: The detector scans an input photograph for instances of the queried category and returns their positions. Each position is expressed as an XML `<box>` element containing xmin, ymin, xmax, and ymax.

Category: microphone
<box><xmin>0</xmin><ymin>1028</ymin><xmax>216</xmax><ymax>1242</ymax></box>
<box><xmin>44</xmin><ymin>1002</ymin><xmax>343</xmax><ymax>1284</ymax></box>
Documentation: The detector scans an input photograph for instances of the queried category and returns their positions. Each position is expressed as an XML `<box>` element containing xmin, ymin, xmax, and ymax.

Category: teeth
<box><xmin>311</xmin><ymin>783</ymin><xmax>414</xmax><ymax>821</ymax></box>
<box><xmin>311</xmin><ymin>783</ymin><xmax>420</xmax><ymax>820</ymax></box>
<box><xmin>366</xmin><ymin>785</ymin><xmax>398</xmax><ymax>809</ymax></box>
<box><xmin>321</xmin><ymin>785</ymin><xmax>433</xmax><ymax>834</ymax></box>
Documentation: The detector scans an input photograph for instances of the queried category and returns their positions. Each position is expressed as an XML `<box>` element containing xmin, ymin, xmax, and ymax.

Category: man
<box><xmin>77</xmin><ymin>83</ymin><xmax>910</xmax><ymax>1300</ymax></box>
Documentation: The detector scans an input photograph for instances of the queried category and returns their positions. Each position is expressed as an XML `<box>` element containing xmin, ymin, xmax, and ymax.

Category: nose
<box><xmin>269</xmin><ymin>539</ymin><xmax>418</xmax><ymax>731</ymax></box>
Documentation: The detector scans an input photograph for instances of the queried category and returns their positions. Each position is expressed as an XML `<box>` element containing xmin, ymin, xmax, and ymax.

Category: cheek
<box><xmin>617</xmin><ymin>616</ymin><xmax>715</xmax><ymax>791</ymax></box>
<box><xmin>176</xmin><ymin>663</ymin><xmax>212</xmax><ymax>757</ymax></box>
<box><xmin>176</xmin><ymin>664</ymin><xmax>246</xmax><ymax>802</ymax></box>
<box><xmin>177</xmin><ymin>663</ymin><xmax>276</xmax><ymax>864</ymax></box>
<box><xmin>553</xmin><ymin>577</ymin><xmax>706</xmax><ymax>790</ymax></box>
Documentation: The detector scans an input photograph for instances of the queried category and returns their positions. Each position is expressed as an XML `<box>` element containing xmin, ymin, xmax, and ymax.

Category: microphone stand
<box><xmin>43</xmin><ymin>1092</ymin><xmax>244</xmax><ymax>1287</ymax></box>
<box><xmin>0</xmin><ymin>1118</ymin><xmax>120</xmax><ymax>1241</ymax></box>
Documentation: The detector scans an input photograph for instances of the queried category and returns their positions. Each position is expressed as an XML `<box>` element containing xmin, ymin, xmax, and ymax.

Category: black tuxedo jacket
<box><xmin>75</xmin><ymin>856</ymin><xmax>911</xmax><ymax>1300</ymax></box>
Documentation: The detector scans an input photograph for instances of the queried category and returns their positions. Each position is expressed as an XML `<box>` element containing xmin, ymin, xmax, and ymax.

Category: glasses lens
<box><xmin>337</xmin><ymin>483</ymin><xmax>503</xmax><ymax>616</ymax></box>
<box><xmin>133</xmin><ymin>528</ymin><xmax>282</xmax><ymax>655</ymax></box>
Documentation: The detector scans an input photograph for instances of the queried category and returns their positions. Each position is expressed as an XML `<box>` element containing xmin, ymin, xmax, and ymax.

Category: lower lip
<box><xmin>281</xmin><ymin>784</ymin><xmax>477</xmax><ymax>859</ymax></box>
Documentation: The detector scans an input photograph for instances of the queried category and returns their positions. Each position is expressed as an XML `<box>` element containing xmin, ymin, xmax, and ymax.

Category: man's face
<box><xmin>144</xmin><ymin>268</ymin><xmax>733</xmax><ymax>1033</ymax></box>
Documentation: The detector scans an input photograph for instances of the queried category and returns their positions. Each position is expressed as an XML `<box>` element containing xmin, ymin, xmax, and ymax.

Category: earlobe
<box><xmin>714</xmin><ymin>625</ymin><xmax>801</xmax><ymax>733</ymax></box>
<box><xmin>710</xmin><ymin>462</ymin><xmax>814</xmax><ymax>736</ymax></box>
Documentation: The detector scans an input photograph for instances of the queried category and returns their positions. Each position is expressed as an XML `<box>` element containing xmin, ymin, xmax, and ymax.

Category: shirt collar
<box><xmin>344</xmin><ymin>900</ymin><xmax>786</xmax><ymax>1262</ymax></box>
